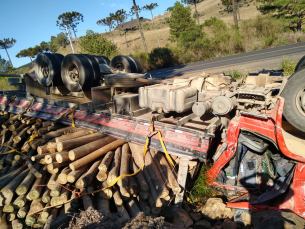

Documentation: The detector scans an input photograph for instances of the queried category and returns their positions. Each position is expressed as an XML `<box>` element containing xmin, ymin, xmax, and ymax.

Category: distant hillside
<box><xmin>114</xmin><ymin>18</ymin><xmax>150</xmax><ymax>31</ymax></box>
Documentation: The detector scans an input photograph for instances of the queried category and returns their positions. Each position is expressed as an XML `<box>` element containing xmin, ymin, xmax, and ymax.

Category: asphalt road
<box><xmin>148</xmin><ymin>42</ymin><xmax>305</xmax><ymax>78</ymax></box>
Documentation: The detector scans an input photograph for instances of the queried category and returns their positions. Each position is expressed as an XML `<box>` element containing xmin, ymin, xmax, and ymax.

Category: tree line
<box><xmin>1</xmin><ymin>0</ymin><xmax>304</xmax><ymax>71</ymax></box>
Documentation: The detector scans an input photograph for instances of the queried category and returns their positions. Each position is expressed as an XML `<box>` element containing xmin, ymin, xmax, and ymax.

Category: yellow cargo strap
<box><xmin>28</xmin><ymin>115</ymin><xmax>176</xmax><ymax>215</ymax></box>
<box><xmin>3</xmin><ymin>145</ymin><xmax>31</xmax><ymax>159</ymax></box>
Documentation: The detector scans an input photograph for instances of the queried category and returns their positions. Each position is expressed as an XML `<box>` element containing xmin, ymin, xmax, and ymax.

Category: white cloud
<box><xmin>110</xmin><ymin>4</ymin><xmax>116</xmax><ymax>7</ymax></box>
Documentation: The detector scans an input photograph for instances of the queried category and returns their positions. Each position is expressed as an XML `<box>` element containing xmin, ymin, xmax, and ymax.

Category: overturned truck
<box><xmin>1</xmin><ymin>53</ymin><xmax>305</xmax><ymax>227</ymax></box>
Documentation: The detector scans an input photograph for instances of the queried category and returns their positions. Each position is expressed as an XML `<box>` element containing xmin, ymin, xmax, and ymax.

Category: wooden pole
<box><xmin>75</xmin><ymin>159</ymin><xmax>102</xmax><ymax>189</ymax></box>
<box><xmin>70</xmin><ymin>140</ymin><xmax>126</xmax><ymax>171</ymax></box>
<box><xmin>55</xmin><ymin>129</ymin><xmax>91</xmax><ymax>143</ymax></box>
<box><xmin>42</xmin><ymin>188</ymin><xmax>51</xmax><ymax>204</ymax></box>
<box><xmin>0</xmin><ymin>164</ymin><xmax>27</xmax><ymax>189</ymax></box>
<box><xmin>99</xmin><ymin>181</ymin><xmax>113</xmax><ymax>199</ymax></box>
<box><xmin>125</xmin><ymin>198</ymin><xmax>141</xmax><ymax>218</ymax></box>
<box><xmin>57</xmin><ymin>167</ymin><xmax>72</xmax><ymax>185</ymax></box>
<box><xmin>42</xmin><ymin>127</ymin><xmax>74</xmax><ymax>141</ymax></box>
<box><xmin>118</xmin><ymin>144</ymin><xmax>130</xmax><ymax>188</ymax></box>
<box><xmin>47</xmin><ymin>142</ymin><xmax>57</xmax><ymax>154</ymax></box>
<box><xmin>106</xmin><ymin>147</ymin><xmax>121</xmax><ymax>185</ymax></box>
<box><xmin>68</xmin><ymin>136</ymin><xmax>116</xmax><ymax>161</ymax></box>
<box><xmin>24</xmin><ymin>158</ymin><xmax>42</xmax><ymax>178</ymax></box>
<box><xmin>137</xmin><ymin>196</ymin><xmax>150</xmax><ymax>215</ymax></box>
<box><xmin>0</xmin><ymin>169</ymin><xmax>30</xmax><ymax>206</ymax></box>
<box><xmin>156</xmin><ymin>151</ymin><xmax>180</xmax><ymax>194</ymax></box>
<box><xmin>97</xmin><ymin>197</ymin><xmax>111</xmax><ymax>217</ymax></box>
<box><xmin>66</xmin><ymin>165</ymin><xmax>88</xmax><ymax>183</ymax></box>
<box><xmin>28</xmin><ymin>165</ymin><xmax>49</xmax><ymax>200</ymax></box>
<box><xmin>17</xmin><ymin>202</ymin><xmax>30</xmax><ymax>218</ymax></box>
<box><xmin>57</xmin><ymin>133</ymin><xmax>105</xmax><ymax>152</ymax></box>
<box><xmin>31</xmin><ymin>139</ymin><xmax>48</xmax><ymax>151</ymax></box>
<box><xmin>128</xmin><ymin>175</ymin><xmax>140</xmax><ymax>196</ymax></box>
<box><xmin>115</xmin><ymin>203</ymin><xmax>130</xmax><ymax>219</ymax></box>
<box><xmin>98</xmin><ymin>150</ymin><xmax>114</xmax><ymax>172</ymax></box>
<box><xmin>131</xmin><ymin>161</ymin><xmax>149</xmax><ymax>191</ymax></box>
<box><xmin>55</xmin><ymin>151</ymin><xmax>69</xmax><ymax>163</ymax></box>
<box><xmin>81</xmin><ymin>189</ymin><xmax>94</xmax><ymax>210</ymax></box>
<box><xmin>16</xmin><ymin>163</ymin><xmax>42</xmax><ymax>195</ymax></box>
<box><xmin>13</xmin><ymin>194</ymin><xmax>27</xmax><ymax>209</ymax></box>
<box><xmin>25</xmin><ymin>199</ymin><xmax>44</xmax><ymax>226</ymax></box>
<box><xmin>112</xmin><ymin>185</ymin><xmax>123</xmax><ymax>205</ymax></box>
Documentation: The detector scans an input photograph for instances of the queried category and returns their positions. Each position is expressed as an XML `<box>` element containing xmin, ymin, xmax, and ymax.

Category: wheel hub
<box><xmin>41</xmin><ymin>62</ymin><xmax>49</xmax><ymax>78</ymax></box>
<box><xmin>68</xmin><ymin>65</ymin><xmax>79</xmax><ymax>83</ymax></box>
<box><xmin>296</xmin><ymin>86</ymin><xmax>305</xmax><ymax>116</ymax></box>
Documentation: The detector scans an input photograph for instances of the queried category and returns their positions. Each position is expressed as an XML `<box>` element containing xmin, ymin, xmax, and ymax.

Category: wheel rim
<box><xmin>114</xmin><ymin>63</ymin><xmax>125</xmax><ymax>72</ymax></box>
<box><xmin>295</xmin><ymin>85</ymin><xmax>305</xmax><ymax>117</ymax></box>
<box><xmin>66</xmin><ymin>63</ymin><xmax>79</xmax><ymax>84</ymax></box>
<box><xmin>41</xmin><ymin>62</ymin><xmax>49</xmax><ymax>78</ymax></box>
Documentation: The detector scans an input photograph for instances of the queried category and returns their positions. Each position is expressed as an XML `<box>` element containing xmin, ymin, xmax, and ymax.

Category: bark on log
<box><xmin>12</xmin><ymin>123</ymin><xmax>28</xmax><ymax>135</ymax></box>
<box><xmin>130</xmin><ymin>161</ymin><xmax>149</xmax><ymax>192</ymax></box>
<box><xmin>128</xmin><ymin>176</ymin><xmax>140</xmax><ymax>196</ymax></box>
<box><xmin>24</xmin><ymin>158</ymin><xmax>42</xmax><ymax>179</ymax></box>
<box><xmin>38</xmin><ymin>127</ymin><xmax>49</xmax><ymax>136</ymax></box>
<box><xmin>139</xmin><ymin>191</ymin><xmax>149</xmax><ymax>200</ymax></box>
<box><xmin>31</xmin><ymin>153</ymin><xmax>53</xmax><ymax>162</ymax></box>
<box><xmin>8</xmin><ymin>121</ymin><xmax>22</xmax><ymax>131</ymax></box>
<box><xmin>148</xmin><ymin>191</ymin><xmax>161</xmax><ymax>215</ymax></box>
<box><xmin>145</xmin><ymin>149</ymin><xmax>169</xmax><ymax>198</ymax></box>
<box><xmin>106</xmin><ymin>147</ymin><xmax>121</xmax><ymax>185</ymax></box>
<box><xmin>143</xmin><ymin>168</ymin><xmax>162</xmax><ymax>207</ymax></box>
<box><xmin>0</xmin><ymin>164</ymin><xmax>27</xmax><ymax>189</ymax></box>
<box><xmin>0</xmin><ymin>169</ymin><xmax>30</xmax><ymax>206</ymax></box>
<box><xmin>118</xmin><ymin>144</ymin><xmax>130</xmax><ymax>188</ymax></box>
<box><xmin>46</xmin><ymin>161</ymin><xmax>69</xmax><ymax>174</ymax></box>
<box><xmin>55</xmin><ymin>129</ymin><xmax>91</xmax><ymax>143</ymax></box>
<box><xmin>125</xmin><ymin>198</ymin><xmax>141</xmax><ymax>218</ymax></box>
<box><xmin>43</xmin><ymin>206</ymin><xmax>58</xmax><ymax>229</ymax></box>
<box><xmin>6</xmin><ymin>210</ymin><xmax>16</xmax><ymax>221</ymax></box>
<box><xmin>70</xmin><ymin>140</ymin><xmax>125</xmax><ymax>171</ymax></box>
<box><xmin>137</xmin><ymin>196</ymin><xmax>150</xmax><ymax>215</ymax></box>
<box><xmin>37</xmin><ymin>202</ymin><xmax>50</xmax><ymax>224</ymax></box>
<box><xmin>31</xmin><ymin>139</ymin><xmax>48</xmax><ymax>151</ymax></box>
<box><xmin>156</xmin><ymin>151</ymin><xmax>181</xmax><ymax>194</ymax></box>
<box><xmin>44</xmin><ymin>153</ymin><xmax>57</xmax><ymax>164</ymax></box>
<box><xmin>28</xmin><ymin>165</ymin><xmax>49</xmax><ymax>200</ymax></box>
<box><xmin>42</xmin><ymin>127</ymin><xmax>74</xmax><ymax>141</ymax></box>
<box><xmin>75</xmin><ymin>159</ymin><xmax>102</xmax><ymax>189</ymax></box>
<box><xmin>129</xmin><ymin>143</ymin><xmax>144</xmax><ymax>167</ymax></box>
<box><xmin>16</xmin><ymin>163</ymin><xmax>41</xmax><ymax>195</ymax></box>
<box><xmin>0</xmin><ymin>165</ymin><xmax>10</xmax><ymax>176</ymax></box>
<box><xmin>47</xmin><ymin>124</ymin><xmax>65</xmax><ymax>132</ymax></box>
<box><xmin>97</xmin><ymin>197</ymin><xmax>111</xmax><ymax>217</ymax></box>
<box><xmin>98</xmin><ymin>150</ymin><xmax>114</xmax><ymax>172</ymax></box>
<box><xmin>112</xmin><ymin>185</ymin><xmax>123</xmax><ymax>205</ymax></box>
<box><xmin>81</xmin><ymin>189</ymin><xmax>94</xmax><ymax>210</ymax></box>
<box><xmin>119</xmin><ymin>185</ymin><xmax>130</xmax><ymax>199</ymax></box>
<box><xmin>42</xmin><ymin>121</ymin><xmax>52</xmax><ymax>127</ymax></box>
<box><xmin>115</xmin><ymin>203</ymin><xmax>130</xmax><ymax>219</ymax></box>
<box><xmin>68</xmin><ymin>136</ymin><xmax>116</xmax><ymax>161</ymax></box>
<box><xmin>66</xmin><ymin>166</ymin><xmax>87</xmax><ymax>183</ymax></box>
<box><xmin>57</xmin><ymin>133</ymin><xmax>105</xmax><ymax>152</ymax></box>
<box><xmin>50</xmin><ymin>184</ymin><xmax>70</xmax><ymax>208</ymax></box>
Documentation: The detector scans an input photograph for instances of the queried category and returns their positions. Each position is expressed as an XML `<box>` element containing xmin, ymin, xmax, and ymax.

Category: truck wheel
<box><xmin>110</xmin><ymin>55</ymin><xmax>137</xmax><ymax>73</ymax></box>
<box><xmin>94</xmin><ymin>56</ymin><xmax>110</xmax><ymax>65</ymax></box>
<box><xmin>295</xmin><ymin>55</ymin><xmax>305</xmax><ymax>73</ymax></box>
<box><xmin>34</xmin><ymin>53</ymin><xmax>63</xmax><ymax>87</ymax></box>
<box><xmin>282</xmin><ymin>68</ymin><xmax>305</xmax><ymax>132</ymax></box>
<box><xmin>61</xmin><ymin>54</ymin><xmax>94</xmax><ymax>92</ymax></box>
<box><xmin>127</xmin><ymin>56</ymin><xmax>142</xmax><ymax>73</ymax></box>
<box><xmin>81</xmin><ymin>54</ymin><xmax>100</xmax><ymax>85</ymax></box>
<box><xmin>53</xmin><ymin>53</ymin><xmax>65</xmax><ymax>62</ymax></box>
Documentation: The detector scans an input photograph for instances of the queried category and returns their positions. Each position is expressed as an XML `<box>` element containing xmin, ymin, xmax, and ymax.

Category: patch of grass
<box><xmin>189</xmin><ymin>163</ymin><xmax>216</xmax><ymax>203</ymax></box>
<box><xmin>281</xmin><ymin>58</ymin><xmax>297</xmax><ymax>76</ymax></box>
<box><xmin>226</xmin><ymin>69</ymin><xmax>244</xmax><ymax>79</ymax></box>
<box><xmin>0</xmin><ymin>77</ymin><xmax>18</xmax><ymax>91</ymax></box>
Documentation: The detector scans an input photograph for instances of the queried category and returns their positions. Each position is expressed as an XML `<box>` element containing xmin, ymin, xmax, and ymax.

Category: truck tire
<box><xmin>34</xmin><ymin>53</ymin><xmax>63</xmax><ymax>87</ymax></box>
<box><xmin>81</xmin><ymin>54</ymin><xmax>100</xmax><ymax>85</ymax></box>
<box><xmin>94</xmin><ymin>56</ymin><xmax>110</xmax><ymax>65</ymax></box>
<box><xmin>110</xmin><ymin>55</ymin><xmax>137</xmax><ymax>73</ymax></box>
<box><xmin>282</xmin><ymin>68</ymin><xmax>305</xmax><ymax>132</ymax></box>
<box><xmin>61</xmin><ymin>54</ymin><xmax>95</xmax><ymax>92</ymax></box>
<box><xmin>104</xmin><ymin>73</ymin><xmax>146</xmax><ymax>87</ymax></box>
<box><xmin>53</xmin><ymin>53</ymin><xmax>65</xmax><ymax>62</ymax></box>
<box><xmin>127</xmin><ymin>56</ymin><xmax>142</xmax><ymax>73</ymax></box>
<box><xmin>295</xmin><ymin>55</ymin><xmax>305</xmax><ymax>73</ymax></box>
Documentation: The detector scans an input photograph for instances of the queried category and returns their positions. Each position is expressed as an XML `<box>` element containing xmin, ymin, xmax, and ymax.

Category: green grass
<box><xmin>0</xmin><ymin>77</ymin><xmax>18</xmax><ymax>91</ymax></box>
<box><xmin>189</xmin><ymin>163</ymin><xmax>216</xmax><ymax>203</ymax></box>
<box><xmin>226</xmin><ymin>69</ymin><xmax>245</xmax><ymax>79</ymax></box>
<box><xmin>281</xmin><ymin>58</ymin><xmax>297</xmax><ymax>76</ymax></box>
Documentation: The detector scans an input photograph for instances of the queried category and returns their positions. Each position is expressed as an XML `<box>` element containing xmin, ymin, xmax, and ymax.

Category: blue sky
<box><xmin>0</xmin><ymin>0</ymin><xmax>177</xmax><ymax>68</ymax></box>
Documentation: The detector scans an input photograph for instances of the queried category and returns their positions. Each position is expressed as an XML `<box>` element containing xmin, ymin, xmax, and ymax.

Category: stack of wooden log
<box><xmin>0</xmin><ymin>111</ymin><xmax>199</xmax><ymax>229</ymax></box>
